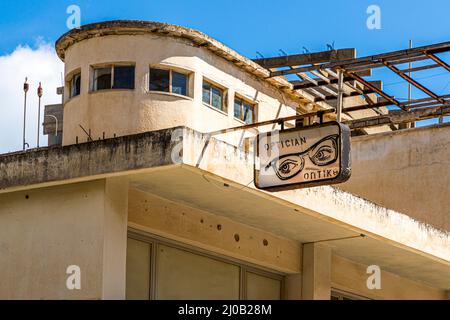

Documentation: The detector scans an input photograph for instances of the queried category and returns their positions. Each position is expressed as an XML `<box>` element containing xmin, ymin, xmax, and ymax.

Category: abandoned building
<box><xmin>0</xmin><ymin>20</ymin><xmax>450</xmax><ymax>300</ymax></box>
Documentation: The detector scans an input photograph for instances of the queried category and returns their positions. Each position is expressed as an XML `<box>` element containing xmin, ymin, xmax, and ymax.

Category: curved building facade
<box><xmin>56</xmin><ymin>21</ymin><xmax>310</xmax><ymax>146</ymax></box>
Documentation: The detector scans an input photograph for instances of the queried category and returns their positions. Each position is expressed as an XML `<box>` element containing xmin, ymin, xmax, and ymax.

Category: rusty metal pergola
<box><xmin>253</xmin><ymin>41</ymin><xmax>450</xmax><ymax>133</ymax></box>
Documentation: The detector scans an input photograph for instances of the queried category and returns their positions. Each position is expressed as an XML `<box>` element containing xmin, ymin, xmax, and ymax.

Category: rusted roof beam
<box><xmin>343</xmin><ymin>70</ymin><xmax>403</xmax><ymax>109</ymax></box>
<box><xmin>382</xmin><ymin>61</ymin><xmax>445</xmax><ymax>104</ymax></box>
<box><xmin>404</xmin><ymin>100</ymin><xmax>450</xmax><ymax>110</ymax></box>
<box><xmin>292</xmin><ymin>76</ymin><xmax>355</xmax><ymax>89</ymax></box>
<box><xmin>305</xmin><ymin>88</ymin><xmax>327</xmax><ymax>100</ymax></box>
<box><xmin>253</xmin><ymin>48</ymin><xmax>355</xmax><ymax>69</ymax></box>
<box><xmin>401</xmin><ymin>94</ymin><xmax>450</xmax><ymax>108</ymax></box>
<box><xmin>343</xmin><ymin>101</ymin><xmax>393</xmax><ymax>113</ymax></box>
<box><xmin>208</xmin><ymin>109</ymin><xmax>336</xmax><ymax>136</ymax></box>
<box><xmin>426</xmin><ymin>53</ymin><xmax>450</xmax><ymax>72</ymax></box>
<box><xmin>271</xmin><ymin>65</ymin><xmax>320</xmax><ymax>77</ymax></box>
<box><xmin>398</xmin><ymin>63</ymin><xmax>440</xmax><ymax>74</ymax></box>
<box><xmin>270</xmin><ymin>41</ymin><xmax>450</xmax><ymax>78</ymax></box>
<box><xmin>314</xmin><ymin>90</ymin><xmax>375</xmax><ymax>103</ymax></box>
<box><xmin>345</xmin><ymin>104</ymin><xmax>450</xmax><ymax>129</ymax></box>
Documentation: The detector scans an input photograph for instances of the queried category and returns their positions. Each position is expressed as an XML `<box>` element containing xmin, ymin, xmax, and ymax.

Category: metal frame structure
<box><xmin>253</xmin><ymin>41</ymin><xmax>450</xmax><ymax>133</ymax></box>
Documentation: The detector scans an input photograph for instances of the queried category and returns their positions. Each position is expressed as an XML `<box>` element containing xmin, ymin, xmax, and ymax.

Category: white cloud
<box><xmin>0</xmin><ymin>42</ymin><xmax>64</xmax><ymax>154</ymax></box>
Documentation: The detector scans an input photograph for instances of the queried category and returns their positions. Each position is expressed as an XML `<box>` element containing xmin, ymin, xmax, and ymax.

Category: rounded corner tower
<box><xmin>55</xmin><ymin>20</ymin><xmax>303</xmax><ymax>146</ymax></box>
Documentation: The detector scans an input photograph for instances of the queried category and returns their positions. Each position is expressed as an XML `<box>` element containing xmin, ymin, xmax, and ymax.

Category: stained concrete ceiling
<box><xmin>129</xmin><ymin>165</ymin><xmax>450</xmax><ymax>289</ymax></box>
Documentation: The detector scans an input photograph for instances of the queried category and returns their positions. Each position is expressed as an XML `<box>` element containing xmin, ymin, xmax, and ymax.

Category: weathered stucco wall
<box><xmin>340</xmin><ymin>123</ymin><xmax>450</xmax><ymax>231</ymax></box>
<box><xmin>0</xmin><ymin>178</ymin><xmax>128</xmax><ymax>299</ymax></box>
<box><xmin>331</xmin><ymin>254</ymin><xmax>447</xmax><ymax>300</ymax></box>
<box><xmin>1</xmin><ymin>126</ymin><xmax>449</xmax><ymax>297</ymax></box>
<box><xmin>128</xmin><ymin>188</ymin><xmax>302</xmax><ymax>274</ymax></box>
<box><xmin>0</xmin><ymin>128</ymin><xmax>178</xmax><ymax>191</ymax></box>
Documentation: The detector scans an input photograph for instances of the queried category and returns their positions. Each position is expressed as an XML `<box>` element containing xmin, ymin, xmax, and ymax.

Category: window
<box><xmin>149</xmin><ymin>68</ymin><xmax>169</xmax><ymax>92</ymax></box>
<box><xmin>149</xmin><ymin>68</ymin><xmax>189</xmax><ymax>96</ymax></box>
<box><xmin>126</xmin><ymin>238</ymin><xmax>151</xmax><ymax>300</ymax></box>
<box><xmin>113</xmin><ymin>66</ymin><xmax>135</xmax><ymax>89</ymax></box>
<box><xmin>70</xmin><ymin>73</ymin><xmax>81</xmax><ymax>98</ymax></box>
<box><xmin>93</xmin><ymin>67</ymin><xmax>112</xmax><ymax>91</ymax></box>
<box><xmin>92</xmin><ymin>65</ymin><xmax>135</xmax><ymax>91</ymax></box>
<box><xmin>331</xmin><ymin>290</ymin><xmax>368</xmax><ymax>300</ymax></box>
<box><xmin>246</xmin><ymin>272</ymin><xmax>281</xmax><ymax>300</ymax></box>
<box><xmin>172</xmin><ymin>71</ymin><xmax>187</xmax><ymax>96</ymax></box>
<box><xmin>156</xmin><ymin>244</ymin><xmax>240</xmax><ymax>299</ymax></box>
<box><xmin>234</xmin><ymin>97</ymin><xmax>255</xmax><ymax>124</ymax></box>
<box><xmin>202</xmin><ymin>81</ymin><xmax>225</xmax><ymax>111</ymax></box>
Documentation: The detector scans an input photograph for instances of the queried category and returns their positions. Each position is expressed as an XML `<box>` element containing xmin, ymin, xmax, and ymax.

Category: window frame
<box><xmin>234</xmin><ymin>96</ymin><xmax>256</xmax><ymax>124</ymax></box>
<box><xmin>69</xmin><ymin>72</ymin><xmax>81</xmax><ymax>98</ymax></box>
<box><xmin>127</xmin><ymin>229</ymin><xmax>284</xmax><ymax>300</ymax></box>
<box><xmin>91</xmin><ymin>63</ymin><xmax>136</xmax><ymax>92</ymax></box>
<box><xmin>93</xmin><ymin>66</ymin><xmax>113</xmax><ymax>91</ymax></box>
<box><xmin>331</xmin><ymin>289</ymin><xmax>370</xmax><ymax>300</ymax></box>
<box><xmin>202</xmin><ymin>79</ymin><xmax>226</xmax><ymax>112</ymax></box>
<box><xmin>149</xmin><ymin>67</ymin><xmax>190</xmax><ymax>97</ymax></box>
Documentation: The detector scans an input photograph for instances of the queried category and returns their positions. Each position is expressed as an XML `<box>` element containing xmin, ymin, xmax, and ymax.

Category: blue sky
<box><xmin>0</xmin><ymin>0</ymin><xmax>449</xmax><ymax>152</ymax></box>
<box><xmin>1</xmin><ymin>0</ymin><xmax>450</xmax><ymax>56</ymax></box>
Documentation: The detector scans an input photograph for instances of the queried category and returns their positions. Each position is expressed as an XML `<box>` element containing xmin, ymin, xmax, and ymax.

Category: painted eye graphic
<box><xmin>263</xmin><ymin>134</ymin><xmax>339</xmax><ymax>181</ymax></box>
<box><xmin>266</xmin><ymin>156</ymin><xmax>305</xmax><ymax>180</ymax></box>
<box><xmin>308</xmin><ymin>135</ymin><xmax>338</xmax><ymax>166</ymax></box>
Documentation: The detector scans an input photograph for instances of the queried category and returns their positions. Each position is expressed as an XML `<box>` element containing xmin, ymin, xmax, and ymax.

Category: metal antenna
<box><xmin>23</xmin><ymin>77</ymin><xmax>29</xmax><ymax>150</ymax></box>
<box><xmin>256</xmin><ymin>51</ymin><xmax>264</xmax><ymax>59</ymax></box>
<box><xmin>326</xmin><ymin>41</ymin><xmax>335</xmax><ymax>51</ymax></box>
<box><xmin>278</xmin><ymin>49</ymin><xmax>287</xmax><ymax>56</ymax></box>
<box><xmin>79</xmin><ymin>124</ymin><xmax>93</xmax><ymax>142</ymax></box>
<box><xmin>37</xmin><ymin>82</ymin><xmax>43</xmax><ymax>148</ymax></box>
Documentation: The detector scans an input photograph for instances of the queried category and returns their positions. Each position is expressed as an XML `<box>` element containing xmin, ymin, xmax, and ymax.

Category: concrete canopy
<box><xmin>1</xmin><ymin>126</ymin><xmax>449</xmax><ymax>289</ymax></box>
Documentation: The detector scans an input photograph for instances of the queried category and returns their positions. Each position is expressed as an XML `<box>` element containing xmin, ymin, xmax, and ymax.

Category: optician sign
<box><xmin>254</xmin><ymin>122</ymin><xmax>351</xmax><ymax>191</ymax></box>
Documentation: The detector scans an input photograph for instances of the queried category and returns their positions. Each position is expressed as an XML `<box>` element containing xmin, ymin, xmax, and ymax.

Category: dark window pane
<box><xmin>243</xmin><ymin>103</ymin><xmax>253</xmax><ymax>124</ymax></box>
<box><xmin>234</xmin><ymin>99</ymin><xmax>242</xmax><ymax>119</ymax></box>
<box><xmin>150</xmin><ymin>68</ymin><xmax>169</xmax><ymax>92</ymax></box>
<box><xmin>113</xmin><ymin>66</ymin><xmax>135</xmax><ymax>89</ymax></box>
<box><xmin>71</xmin><ymin>73</ymin><xmax>81</xmax><ymax>97</ymax></box>
<box><xmin>172</xmin><ymin>72</ymin><xmax>188</xmax><ymax>96</ymax></box>
<box><xmin>202</xmin><ymin>82</ymin><xmax>211</xmax><ymax>104</ymax></box>
<box><xmin>211</xmin><ymin>86</ymin><xmax>223</xmax><ymax>110</ymax></box>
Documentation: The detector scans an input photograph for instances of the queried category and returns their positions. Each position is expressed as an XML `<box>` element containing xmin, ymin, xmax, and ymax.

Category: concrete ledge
<box><xmin>0</xmin><ymin>127</ymin><xmax>180</xmax><ymax>191</ymax></box>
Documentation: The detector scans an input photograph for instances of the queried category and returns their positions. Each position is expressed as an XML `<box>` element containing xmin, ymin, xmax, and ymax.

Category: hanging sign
<box><xmin>254</xmin><ymin>122</ymin><xmax>351</xmax><ymax>191</ymax></box>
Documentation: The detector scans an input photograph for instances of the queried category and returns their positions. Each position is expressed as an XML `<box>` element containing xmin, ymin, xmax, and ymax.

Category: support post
<box><xmin>102</xmin><ymin>177</ymin><xmax>129</xmax><ymax>299</ymax></box>
<box><xmin>23</xmin><ymin>78</ymin><xmax>29</xmax><ymax>150</ymax></box>
<box><xmin>301</xmin><ymin>243</ymin><xmax>331</xmax><ymax>300</ymax></box>
<box><xmin>37</xmin><ymin>82</ymin><xmax>43</xmax><ymax>148</ymax></box>
<box><xmin>408</xmin><ymin>39</ymin><xmax>415</xmax><ymax>128</ymax></box>
<box><xmin>284</xmin><ymin>246</ymin><xmax>303</xmax><ymax>300</ymax></box>
<box><xmin>336</xmin><ymin>69</ymin><xmax>344</xmax><ymax>122</ymax></box>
